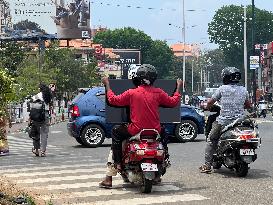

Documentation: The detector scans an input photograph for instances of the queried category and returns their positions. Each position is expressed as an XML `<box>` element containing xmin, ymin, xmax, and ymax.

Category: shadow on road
<box><xmin>214</xmin><ymin>168</ymin><xmax>271</xmax><ymax>179</ymax></box>
<box><xmin>71</xmin><ymin>143</ymin><xmax>112</xmax><ymax>148</ymax></box>
<box><xmin>113</xmin><ymin>182</ymin><xmax>208</xmax><ymax>196</ymax></box>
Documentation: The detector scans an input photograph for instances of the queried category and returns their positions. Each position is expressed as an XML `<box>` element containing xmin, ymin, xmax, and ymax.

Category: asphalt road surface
<box><xmin>1</xmin><ymin>117</ymin><xmax>273</xmax><ymax>205</ymax></box>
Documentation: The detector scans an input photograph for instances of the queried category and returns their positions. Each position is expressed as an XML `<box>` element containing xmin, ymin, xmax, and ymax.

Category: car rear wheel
<box><xmin>81</xmin><ymin>124</ymin><xmax>105</xmax><ymax>148</ymax></box>
<box><xmin>175</xmin><ymin>120</ymin><xmax>198</xmax><ymax>142</ymax></box>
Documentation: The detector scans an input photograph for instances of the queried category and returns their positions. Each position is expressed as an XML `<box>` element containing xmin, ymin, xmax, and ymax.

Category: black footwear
<box><xmin>99</xmin><ymin>181</ymin><xmax>112</xmax><ymax>189</ymax></box>
<box><xmin>32</xmin><ymin>148</ymin><xmax>39</xmax><ymax>157</ymax></box>
<box><xmin>199</xmin><ymin>164</ymin><xmax>212</xmax><ymax>173</ymax></box>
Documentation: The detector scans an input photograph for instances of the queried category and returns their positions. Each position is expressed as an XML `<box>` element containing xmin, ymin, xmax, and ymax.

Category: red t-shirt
<box><xmin>107</xmin><ymin>85</ymin><xmax>181</xmax><ymax>136</ymax></box>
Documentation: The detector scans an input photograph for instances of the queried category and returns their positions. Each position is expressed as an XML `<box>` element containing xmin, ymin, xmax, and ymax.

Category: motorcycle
<box><xmin>205</xmin><ymin>105</ymin><xmax>261</xmax><ymax>177</ymax></box>
<box><xmin>121</xmin><ymin>129</ymin><xmax>167</xmax><ymax>193</ymax></box>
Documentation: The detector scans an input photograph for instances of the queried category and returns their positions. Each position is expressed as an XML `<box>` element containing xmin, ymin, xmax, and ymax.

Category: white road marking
<box><xmin>41</xmin><ymin>185</ymin><xmax>180</xmax><ymax>201</ymax></box>
<box><xmin>17</xmin><ymin>173</ymin><xmax>109</xmax><ymax>184</ymax></box>
<box><xmin>50</xmin><ymin>131</ymin><xmax>63</xmax><ymax>134</ymax></box>
<box><xmin>38</xmin><ymin>180</ymin><xmax>124</xmax><ymax>190</ymax></box>
<box><xmin>0</xmin><ymin>163</ymin><xmax>104</xmax><ymax>173</ymax></box>
<box><xmin>0</xmin><ymin>154</ymin><xmax>98</xmax><ymax>162</ymax></box>
<box><xmin>7</xmin><ymin>136</ymin><xmax>55</xmax><ymax>147</ymax></box>
<box><xmin>5</xmin><ymin>167</ymin><xmax>106</xmax><ymax>178</ymax></box>
<box><xmin>71</xmin><ymin>194</ymin><xmax>209</xmax><ymax>205</ymax></box>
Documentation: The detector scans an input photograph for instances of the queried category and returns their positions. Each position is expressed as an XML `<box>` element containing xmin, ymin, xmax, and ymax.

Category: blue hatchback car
<box><xmin>67</xmin><ymin>87</ymin><xmax>205</xmax><ymax>147</ymax></box>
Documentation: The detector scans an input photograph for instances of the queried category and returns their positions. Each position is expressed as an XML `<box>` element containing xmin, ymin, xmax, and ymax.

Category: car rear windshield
<box><xmin>72</xmin><ymin>93</ymin><xmax>85</xmax><ymax>103</ymax></box>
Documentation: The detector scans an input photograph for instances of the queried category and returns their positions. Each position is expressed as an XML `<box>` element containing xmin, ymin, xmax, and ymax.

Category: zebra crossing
<box><xmin>0</xmin><ymin>135</ymin><xmax>209</xmax><ymax>205</ymax></box>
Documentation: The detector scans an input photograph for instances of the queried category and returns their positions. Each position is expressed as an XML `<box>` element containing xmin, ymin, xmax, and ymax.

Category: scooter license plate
<box><xmin>141</xmin><ymin>163</ymin><xmax>158</xmax><ymax>171</ymax></box>
<box><xmin>240</xmin><ymin>149</ymin><xmax>254</xmax><ymax>156</ymax></box>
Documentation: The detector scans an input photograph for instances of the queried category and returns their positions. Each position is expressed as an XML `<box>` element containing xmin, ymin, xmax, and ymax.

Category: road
<box><xmin>1</xmin><ymin>118</ymin><xmax>273</xmax><ymax>205</ymax></box>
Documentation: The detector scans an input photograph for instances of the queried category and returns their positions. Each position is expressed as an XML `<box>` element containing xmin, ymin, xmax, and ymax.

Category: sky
<box><xmin>8</xmin><ymin>0</ymin><xmax>273</xmax><ymax>50</ymax></box>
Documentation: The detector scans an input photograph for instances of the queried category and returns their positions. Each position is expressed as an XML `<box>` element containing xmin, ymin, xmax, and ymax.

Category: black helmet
<box><xmin>221</xmin><ymin>67</ymin><xmax>241</xmax><ymax>84</ymax></box>
<box><xmin>135</xmin><ymin>64</ymin><xmax>157</xmax><ymax>85</ymax></box>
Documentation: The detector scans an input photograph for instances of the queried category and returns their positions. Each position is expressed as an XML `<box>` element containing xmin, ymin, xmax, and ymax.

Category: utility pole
<box><xmin>251</xmin><ymin>0</ymin><xmax>257</xmax><ymax>105</ymax></box>
<box><xmin>200</xmin><ymin>68</ymin><xmax>203</xmax><ymax>95</ymax></box>
<box><xmin>191</xmin><ymin>59</ymin><xmax>194</xmax><ymax>93</ymax></box>
<box><xmin>182</xmin><ymin>0</ymin><xmax>186</xmax><ymax>94</ymax></box>
<box><xmin>244</xmin><ymin>5</ymin><xmax>248</xmax><ymax>89</ymax></box>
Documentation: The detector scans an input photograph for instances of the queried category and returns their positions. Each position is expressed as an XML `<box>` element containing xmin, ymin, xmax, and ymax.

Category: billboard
<box><xmin>0</xmin><ymin>0</ymin><xmax>91</xmax><ymax>39</ymax></box>
<box><xmin>113</xmin><ymin>49</ymin><xmax>141</xmax><ymax>68</ymax></box>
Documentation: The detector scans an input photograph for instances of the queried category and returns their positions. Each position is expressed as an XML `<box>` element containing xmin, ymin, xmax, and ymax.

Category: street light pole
<box><xmin>182</xmin><ymin>0</ymin><xmax>186</xmax><ymax>94</ymax></box>
<box><xmin>191</xmin><ymin>59</ymin><xmax>194</xmax><ymax>93</ymax></box>
<box><xmin>251</xmin><ymin>0</ymin><xmax>257</xmax><ymax>105</ymax></box>
<box><xmin>244</xmin><ymin>5</ymin><xmax>248</xmax><ymax>89</ymax></box>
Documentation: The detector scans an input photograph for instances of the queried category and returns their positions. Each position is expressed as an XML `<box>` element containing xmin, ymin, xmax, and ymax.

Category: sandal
<box><xmin>99</xmin><ymin>181</ymin><xmax>112</xmax><ymax>189</ymax></box>
<box><xmin>40</xmin><ymin>151</ymin><xmax>46</xmax><ymax>157</ymax></box>
<box><xmin>199</xmin><ymin>164</ymin><xmax>212</xmax><ymax>173</ymax></box>
<box><xmin>32</xmin><ymin>148</ymin><xmax>39</xmax><ymax>157</ymax></box>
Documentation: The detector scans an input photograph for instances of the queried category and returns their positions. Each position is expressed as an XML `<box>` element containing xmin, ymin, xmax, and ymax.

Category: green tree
<box><xmin>16</xmin><ymin>55</ymin><xmax>54</xmax><ymax>100</ymax></box>
<box><xmin>208</xmin><ymin>5</ymin><xmax>273</xmax><ymax>72</ymax></box>
<box><xmin>167</xmin><ymin>57</ymin><xmax>200</xmax><ymax>94</ymax></box>
<box><xmin>201</xmin><ymin>49</ymin><xmax>228</xmax><ymax>86</ymax></box>
<box><xmin>93</xmin><ymin>27</ymin><xmax>174</xmax><ymax>78</ymax></box>
<box><xmin>0</xmin><ymin>42</ymin><xmax>27</xmax><ymax>76</ymax></box>
<box><xmin>0</xmin><ymin>68</ymin><xmax>15</xmax><ymax>119</ymax></box>
<box><xmin>13</xmin><ymin>19</ymin><xmax>46</xmax><ymax>33</ymax></box>
<box><xmin>43</xmin><ymin>44</ymin><xmax>99</xmax><ymax>94</ymax></box>
<box><xmin>144</xmin><ymin>40</ymin><xmax>174</xmax><ymax>78</ymax></box>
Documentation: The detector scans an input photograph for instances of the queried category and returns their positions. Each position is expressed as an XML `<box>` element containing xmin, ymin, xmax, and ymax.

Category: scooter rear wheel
<box><xmin>141</xmin><ymin>178</ymin><xmax>153</xmax><ymax>193</ymax></box>
<box><xmin>235</xmin><ymin>162</ymin><xmax>249</xmax><ymax>177</ymax></box>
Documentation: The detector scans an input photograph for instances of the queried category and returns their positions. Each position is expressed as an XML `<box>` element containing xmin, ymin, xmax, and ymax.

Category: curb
<box><xmin>9</xmin><ymin>120</ymin><xmax>68</xmax><ymax>134</ymax></box>
<box><xmin>0</xmin><ymin>176</ymin><xmax>45</xmax><ymax>205</ymax></box>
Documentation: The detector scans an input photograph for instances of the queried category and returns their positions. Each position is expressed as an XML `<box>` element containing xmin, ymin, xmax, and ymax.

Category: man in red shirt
<box><xmin>99</xmin><ymin>64</ymin><xmax>182</xmax><ymax>188</ymax></box>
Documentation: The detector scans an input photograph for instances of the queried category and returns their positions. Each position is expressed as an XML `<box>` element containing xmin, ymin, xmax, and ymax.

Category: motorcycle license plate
<box><xmin>141</xmin><ymin>163</ymin><xmax>158</xmax><ymax>171</ymax></box>
<box><xmin>240</xmin><ymin>149</ymin><xmax>254</xmax><ymax>156</ymax></box>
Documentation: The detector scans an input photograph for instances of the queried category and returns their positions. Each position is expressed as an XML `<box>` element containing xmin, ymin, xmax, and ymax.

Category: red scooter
<box><xmin>121</xmin><ymin>129</ymin><xmax>167</xmax><ymax>193</ymax></box>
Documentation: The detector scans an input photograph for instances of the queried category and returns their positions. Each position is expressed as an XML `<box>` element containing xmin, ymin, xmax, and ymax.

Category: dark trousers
<box><xmin>205</xmin><ymin>122</ymin><xmax>223</xmax><ymax>166</ymax></box>
<box><xmin>111</xmin><ymin>125</ymin><xmax>168</xmax><ymax>164</ymax></box>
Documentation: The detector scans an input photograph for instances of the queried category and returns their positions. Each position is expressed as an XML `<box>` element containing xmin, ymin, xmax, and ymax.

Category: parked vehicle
<box><xmin>257</xmin><ymin>100</ymin><xmax>267</xmax><ymax>118</ymax></box>
<box><xmin>121</xmin><ymin>129</ymin><xmax>167</xmax><ymax>193</ymax></box>
<box><xmin>67</xmin><ymin>87</ymin><xmax>205</xmax><ymax>147</ymax></box>
<box><xmin>206</xmin><ymin>105</ymin><xmax>261</xmax><ymax>177</ymax></box>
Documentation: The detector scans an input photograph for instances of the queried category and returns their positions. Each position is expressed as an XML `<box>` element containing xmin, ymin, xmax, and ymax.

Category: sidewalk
<box><xmin>7</xmin><ymin>118</ymin><xmax>68</xmax><ymax>134</ymax></box>
<box><xmin>7</xmin><ymin>122</ymin><xmax>29</xmax><ymax>134</ymax></box>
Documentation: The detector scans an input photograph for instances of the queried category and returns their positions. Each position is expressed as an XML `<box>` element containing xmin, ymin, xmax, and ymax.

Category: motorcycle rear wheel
<box><xmin>141</xmin><ymin>178</ymin><xmax>153</xmax><ymax>193</ymax></box>
<box><xmin>235</xmin><ymin>162</ymin><xmax>249</xmax><ymax>177</ymax></box>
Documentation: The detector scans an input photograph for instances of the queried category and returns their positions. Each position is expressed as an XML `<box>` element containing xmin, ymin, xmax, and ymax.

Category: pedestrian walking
<box><xmin>28</xmin><ymin>83</ymin><xmax>52</xmax><ymax>157</ymax></box>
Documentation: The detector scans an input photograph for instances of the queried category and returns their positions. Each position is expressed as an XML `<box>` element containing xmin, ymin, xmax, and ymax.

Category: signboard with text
<box><xmin>112</xmin><ymin>49</ymin><xmax>141</xmax><ymax>68</ymax></box>
<box><xmin>250</xmin><ymin>56</ymin><xmax>260</xmax><ymax>69</ymax></box>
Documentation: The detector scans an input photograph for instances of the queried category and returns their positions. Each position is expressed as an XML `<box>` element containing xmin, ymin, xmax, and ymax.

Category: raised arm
<box><xmin>102</xmin><ymin>77</ymin><xmax>130</xmax><ymax>106</ymax></box>
<box><xmin>159</xmin><ymin>79</ymin><xmax>182</xmax><ymax>107</ymax></box>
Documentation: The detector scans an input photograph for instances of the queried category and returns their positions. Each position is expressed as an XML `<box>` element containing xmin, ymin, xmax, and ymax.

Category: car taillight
<box><xmin>71</xmin><ymin>105</ymin><xmax>80</xmax><ymax>117</ymax></box>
